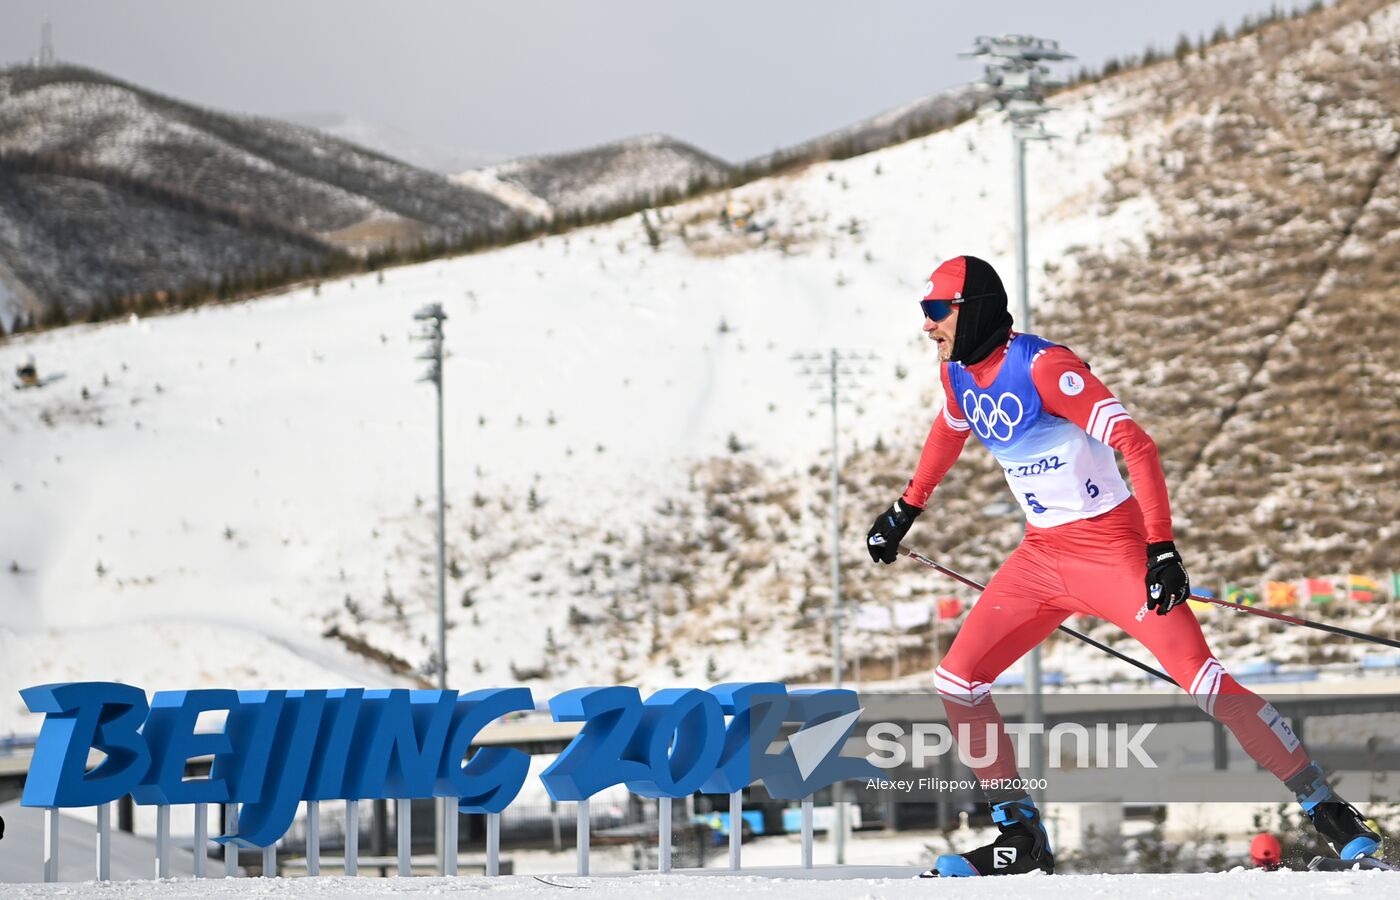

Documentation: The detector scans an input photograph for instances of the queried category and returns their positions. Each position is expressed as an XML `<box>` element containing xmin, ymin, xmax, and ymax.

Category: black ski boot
<box><xmin>1287</xmin><ymin>761</ymin><xmax>1380</xmax><ymax>860</ymax></box>
<box><xmin>920</xmin><ymin>795</ymin><xmax>1054</xmax><ymax>877</ymax></box>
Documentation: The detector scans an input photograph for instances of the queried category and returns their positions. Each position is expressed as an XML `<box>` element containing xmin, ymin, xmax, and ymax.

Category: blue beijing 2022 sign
<box><xmin>19</xmin><ymin>681</ymin><xmax>874</xmax><ymax>847</ymax></box>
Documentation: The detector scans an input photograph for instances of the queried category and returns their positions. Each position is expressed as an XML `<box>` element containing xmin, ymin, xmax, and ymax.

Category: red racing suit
<box><xmin>904</xmin><ymin>333</ymin><xmax>1311</xmax><ymax>788</ymax></box>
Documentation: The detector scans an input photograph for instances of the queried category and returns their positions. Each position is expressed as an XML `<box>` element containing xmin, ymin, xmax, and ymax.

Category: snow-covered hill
<box><xmin>0</xmin><ymin>54</ymin><xmax>1149</xmax><ymax>735</ymax></box>
<box><xmin>3</xmin><ymin>0</ymin><xmax>1397</xmax><ymax>739</ymax></box>
<box><xmin>0</xmin><ymin>65</ymin><xmax>521</xmax><ymax>320</ymax></box>
<box><xmin>454</xmin><ymin>134</ymin><xmax>732</xmax><ymax>219</ymax></box>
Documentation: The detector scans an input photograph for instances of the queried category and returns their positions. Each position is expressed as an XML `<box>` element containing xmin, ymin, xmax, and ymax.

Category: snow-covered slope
<box><xmin>455</xmin><ymin>134</ymin><xmax>733</xmax><ymax>218</ymax></box>
<box><xmin>4</xmin><ymin>0</ymin><xmax>1397</xmax><ymax>738</ymax></box>
<box><xmin>0</xmin><ymin>67</ymin><xmax>1150</xmax><ymax>734</ymax></box>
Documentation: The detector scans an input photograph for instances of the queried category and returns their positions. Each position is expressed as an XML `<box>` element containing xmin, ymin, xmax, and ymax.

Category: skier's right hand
<box><xmin>1145</xmin><ymin>541</ymin><xmax>1190</xmax><ymax>615</ymax></box>
<box><xmin>867</xmin><ymin>498</ymin><xmax>922</xmax><ymax>564</ymax></box>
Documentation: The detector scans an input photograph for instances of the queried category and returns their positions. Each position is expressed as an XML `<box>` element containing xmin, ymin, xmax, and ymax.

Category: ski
<box><xmin>1308</xmin><ymin>855</ymin><xmax>1399</xmax><ymax>872</ymax></box>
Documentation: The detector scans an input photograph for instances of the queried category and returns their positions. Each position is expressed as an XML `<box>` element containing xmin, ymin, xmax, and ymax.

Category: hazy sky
<box><xmin>3</xmin><ymin>0</ymin><xmax>1320</xmax><ymax>163</ymax></box>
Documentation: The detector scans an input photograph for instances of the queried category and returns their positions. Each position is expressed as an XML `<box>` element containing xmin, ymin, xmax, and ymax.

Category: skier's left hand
<box><xmin>1145</xmin><ymin>541</ymin><xmax>1190</xmax><ymax>615</ymax></box>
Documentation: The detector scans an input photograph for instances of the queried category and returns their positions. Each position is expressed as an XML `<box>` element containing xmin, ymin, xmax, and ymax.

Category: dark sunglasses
<box><xmin>920</xmin><ymin>298</ymin><xmax>963</xmax><ymax>322</ymax></box>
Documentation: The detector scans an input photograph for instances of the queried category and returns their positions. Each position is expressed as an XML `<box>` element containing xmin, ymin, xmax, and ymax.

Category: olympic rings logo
<box><xmin>962</xmin><ymin>390</ymin><xmax>1024</xmax><ymax>441</ymax></box>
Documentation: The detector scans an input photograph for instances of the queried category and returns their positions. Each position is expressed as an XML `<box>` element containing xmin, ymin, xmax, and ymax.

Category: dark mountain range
<box><xmin>0</xmin><ymin>64</ymin><xmax>526</xmax><ymax>322</ymax></box>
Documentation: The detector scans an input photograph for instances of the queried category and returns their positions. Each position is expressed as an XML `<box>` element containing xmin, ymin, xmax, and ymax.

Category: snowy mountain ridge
<box><xmin>0</xmin><ymin>64</ymin><xmax>522</xmax><ymax>322</ymax></box>
<box><xmin>286</xmin><ymin>112</ymin><xmax>504</xmax><ymax>175</ymax></box>
<box><xmin>454</xmin><ymin>133</ymin><xmax>734</xmax><ymax>220</ymax></box>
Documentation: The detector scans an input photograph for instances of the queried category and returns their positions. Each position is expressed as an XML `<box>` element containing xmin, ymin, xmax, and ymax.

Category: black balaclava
<box><xmin>925</xmin><ymin>255</ymin><xmax>1014</xmax><ymax>365</ymax></box>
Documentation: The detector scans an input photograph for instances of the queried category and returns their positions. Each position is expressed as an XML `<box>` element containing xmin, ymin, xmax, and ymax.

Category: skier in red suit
<box><xmin>866</xmin><ymin>255</ymin><xmax>1378</xmax><ymax>877</ymax></box>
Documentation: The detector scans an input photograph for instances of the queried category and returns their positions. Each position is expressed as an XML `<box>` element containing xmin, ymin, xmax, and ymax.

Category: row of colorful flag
<box><xmin>857</xmin><ymin>574</ymin><xmax>1400</xmax><ymax>629</ymax></box>
<box><xmin>1187</xmin><ymin>573</ymin><xmax>1400</xmax><ymax>612</ymax></box>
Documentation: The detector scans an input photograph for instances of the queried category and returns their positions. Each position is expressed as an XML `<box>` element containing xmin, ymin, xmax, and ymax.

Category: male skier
<box><xmin>866</xmin><ymin>255</ymin><xmax>1378</xmax><ymax>877</ymax></box>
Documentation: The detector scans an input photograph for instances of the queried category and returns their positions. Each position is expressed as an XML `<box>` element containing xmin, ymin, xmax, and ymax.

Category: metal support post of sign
<box><xmin>262</xmin><ymin>842</ymin><xmax>276</xmax><ymax>878</ymax></box>
<box><xmin>224</xmin><ymin>804</ymin><xmax>239</xmax><ymax>877</ymax></box>
<box><xmin>344</xmin><ymin>800</ymin><xmax>359</xmax><ymax>877</ymax></box>
<box><xmin>96</xmin><ymin>802</ymin><xmax>112</xmax><ymax>881</ymax></box>
<box><xmin>800</xmin><ymin>799</ymin><xmax>814</xmax><ymax>869</ymax></box>
<box><xmin>44</xmin><ymin>808</ymin><xmax>59</xmax><ymax>882</ymax></box>
<box><xmin>728</xmin><ymin>791</ymin><xmax>742</xmax><ymax>870</ymax></box>
<box><xmin>397</xmin><ymin>799</ymin><xmax>412</xmax><ymax>877</ymax></box>
<box><xmin>156</xmin><ymin>805</ymin><xmax>171</xmax><ymax>879</ymax></box>
<box><xmin>193</xmin><ymin>803</ymin><xmax>207</xmax><ymax>877</ymax></box>
<box><xmin>443</xmin><ymin>797</ymin><xmax>458</xmax><ymax>876</ymax></box>
<box><xmin>576</xmin><ymin>798</ymin><xmax>590</xmax><ymax>876</ymax></box>
<box><xmin>658</xmin><ymin>797</ymin><xmax>672</xmax><ymax>873</ymax></box>
<box><xmin>306</xmin><ymin>801</ymin><xmax>320</xmax><ymax>876</ymax></box>
<box><xmin>486</xmin><ymin>812</ymin><xmax>501</xmax><ymax>876</ymax></box>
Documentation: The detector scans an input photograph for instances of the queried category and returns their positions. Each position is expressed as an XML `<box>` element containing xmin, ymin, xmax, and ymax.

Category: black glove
<box><xmin>867</xmin><ymin>499</ymin><xmax>922</xmax><ymax>564</ymax></box>
<box><xmin>1145</xmin><ymin>541</ymin><xmax>1190</xmax><ymax>615</ymax></box>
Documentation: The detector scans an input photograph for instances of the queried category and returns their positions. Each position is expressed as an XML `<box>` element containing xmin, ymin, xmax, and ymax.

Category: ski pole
<box><xmin>897</xmin><ymin>545</ymin><xmax>1177</xmax><ymax>686</ymax></box>
<box><xmin>1190</xmin><ymin>594</ymin><xmax>1400</xmax><ymax>651</ymax></box>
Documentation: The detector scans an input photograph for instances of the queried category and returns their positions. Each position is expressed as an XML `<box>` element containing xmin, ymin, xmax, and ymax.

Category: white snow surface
<box><xmin>3</xmin><ymin>868</ymin><xmax>1388</xmax><ymax>899</ymax></box>
<box><xmin>0</xmin><ymin>76</ymin><xmax>1162</xmax><ymax>735</ymax></box>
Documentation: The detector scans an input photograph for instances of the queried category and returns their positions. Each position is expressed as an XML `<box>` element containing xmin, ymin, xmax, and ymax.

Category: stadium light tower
<box><xmin>412</xmin><ymin>303</ymin><xmax>452</xmax><ymax>873</ymax></box>
<box><xmin>39</xmin><ymin>22</ymin><xmax>55</xmax><ymax>67</ymax></box>
<box><xmin>791</xmin><ymin>348</ymin><xmax>875</xmax><ymax>866</ymax></box>
<box><xmin>960</xmin><ymin>34</ymin><xmax>1074</xmax><ymax>810</ymax></box>
<box><xmin>960</xmin><ymin>34</ymin><xmax>1074</xmax><ymax>331</ymax></box>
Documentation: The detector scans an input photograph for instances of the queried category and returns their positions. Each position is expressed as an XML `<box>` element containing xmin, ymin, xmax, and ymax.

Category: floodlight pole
<box><xmin>825</xmin><ymin>348</ymin><xmax>847</xmax><ymax>867</ymax></box>
<box><xmin>828</xmin><ymin>348</ymin><xmax>843</xmax><ymax>696</ymax></box>
<box><xmin>412</xmin><ymin>306</ymin><xmax>448</xmax><ymax>693</ymax></box>
<box><xmin>1014</xmin><ymin>131</ymin><xmax>1031</xmax><ymax>333</ymax></box>
<box><xmin>792</xmin><ymin>348</ymin><xmax>874</xmax><ymax>865</ymax></box>
<box><xmin>962</xmin><ymin>33</ymin><xmax>1074</xmax><ymax>811</ymax></box>
<box><xmin>413</xmin><ymin>303</ymin><xmax>449</xmax><ymax>871</ymax></box>
<box><xmin>434</xmin><ymin>354</ymin><xmax>446</xmax><ymax>698</ymax></box>
<box><xmin>1011</xmin><ymin>126</ymin><xmax>1042</xmax><ymax>806</ymax></box>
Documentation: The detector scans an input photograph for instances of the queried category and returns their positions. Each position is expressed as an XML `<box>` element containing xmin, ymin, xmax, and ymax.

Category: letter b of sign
<box><xmin>20</xmin><ymin>683</ymin><xmax>153</xmax><ymax>808</ymax></box>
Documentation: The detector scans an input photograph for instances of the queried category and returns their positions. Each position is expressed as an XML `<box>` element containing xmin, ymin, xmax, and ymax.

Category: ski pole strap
<box><xmin>897</xmin><ymin>545</ymin><xmax>1177</xmax><ymax>686</ymax></box>
<box><xmin>1193</xmin><ymin>595</ymin><xmax>1400</xmax><ymax>651</ymax></box>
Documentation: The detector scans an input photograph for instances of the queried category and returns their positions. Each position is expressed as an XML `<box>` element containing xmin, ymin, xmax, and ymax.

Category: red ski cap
<box><xmin>922</xmin><ymin>256</ymin><xmax>968</xmax><ymax>301</ymax></box>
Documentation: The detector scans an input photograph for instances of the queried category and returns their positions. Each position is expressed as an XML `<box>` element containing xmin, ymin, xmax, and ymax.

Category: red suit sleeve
<box><xmin>901</xmin><ymin>365</ymin><xmax>971</xmax><ymax>509</ymax></box>
<box><xmin>1032</xmin><ymin>346</ymin><xmax>1175</xmax><ymax>543</ymax></box>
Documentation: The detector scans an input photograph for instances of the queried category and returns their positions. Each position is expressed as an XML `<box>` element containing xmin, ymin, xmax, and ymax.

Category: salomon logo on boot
<box><xmin>918</xmin><ymin>795</ymin><xmax>1053</xmax><ymax>878</ymax></box>
<box><xmin>1287</xmin><ymin>761</ymin><xmax>1381</xmax><ymax>860</ymax></box>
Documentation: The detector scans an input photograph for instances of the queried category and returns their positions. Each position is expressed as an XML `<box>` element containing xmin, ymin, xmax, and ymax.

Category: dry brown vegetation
<box><xmin>1035</xmin><ymin>0</ymin><xmax>1400</xmax><ymax>581</ymax></box>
